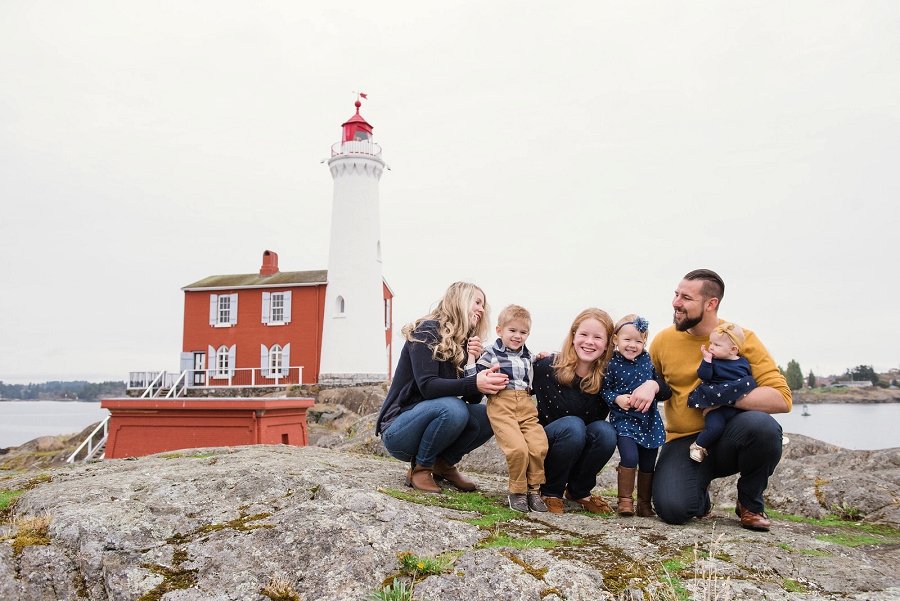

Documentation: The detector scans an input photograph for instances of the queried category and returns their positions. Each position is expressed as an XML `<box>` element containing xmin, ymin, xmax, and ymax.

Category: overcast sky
<box><xmin>2</xmin><ymin>1</ymin><xmax>898</xmax><ymax>385</ymax></box>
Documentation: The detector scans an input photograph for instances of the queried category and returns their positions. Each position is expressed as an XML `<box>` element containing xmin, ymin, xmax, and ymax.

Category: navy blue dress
<box><xmin>687</xmin><ymin>357</ymin><xmax>758</xmax><ymax>409</ymax></box>
<box><xmin>601</xmin><ymin>351</ymin><xmax>670</xmax><ymax>449</ymax></box>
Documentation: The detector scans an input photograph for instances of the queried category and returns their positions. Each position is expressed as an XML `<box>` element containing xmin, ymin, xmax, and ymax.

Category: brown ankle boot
<box><xmin>636</xmin><ymin>470</ymin><xmax>656</xmax><ymax>517</ymax></box>
<box><xmin>616</xmin><ymin>465</ymin><xmax>636</xmax><ymax>516</ymax></box>
<box><xmin>431</xmin><ymin>457</ymin><xmax>477</xmax><ymax>491</ymax></box>
<box><xmin>409</xmin><ymin>463</ymin><xmax>441</xmax><ymax>493</ymax></box>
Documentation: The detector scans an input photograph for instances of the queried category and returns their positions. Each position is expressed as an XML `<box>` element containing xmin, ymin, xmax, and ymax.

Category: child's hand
<box><xmin>467</xmin><ymin>336</ymin><xmax>484</xmax><ymax>363</ymax></box>
<box><xmin>700</xmin><ymin>345</ymin><xmax>713</xmax><ymax>363</ymax></box>
<box><xmin>614</xmin><ymin>395</ymin><xmax>631</xmax><ymax>410</ymax></box>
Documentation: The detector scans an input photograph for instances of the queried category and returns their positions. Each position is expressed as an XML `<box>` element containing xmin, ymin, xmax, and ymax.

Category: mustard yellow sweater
<box><xmin>649</xmin><ymin>320</ymin><xmax>792</xmax><ymax>442</ymax></box>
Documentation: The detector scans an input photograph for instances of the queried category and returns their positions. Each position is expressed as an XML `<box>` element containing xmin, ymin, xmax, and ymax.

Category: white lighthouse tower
<box><xmin>318</xmin><ymin>99</ymin><xmax>391</xmax><ymax>385</ymax></box>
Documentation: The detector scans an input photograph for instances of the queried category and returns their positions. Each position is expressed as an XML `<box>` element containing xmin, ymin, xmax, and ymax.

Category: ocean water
<box><xmin>0</xmin><ymin>401</ymin><xmax>110</xmax><ymax>448</ymax></box>
<box><xmin>771</xmin><ymin>402</ymin><xmax>899</xmax><ymax>450</ymax></box>
<box><xmin>0</xmin><ymin>400</ymin><xmax>897</xmax><ymax>451</ymax></box>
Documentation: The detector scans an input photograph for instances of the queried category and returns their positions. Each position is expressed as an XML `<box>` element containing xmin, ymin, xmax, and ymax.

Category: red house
<box><xmin>178</xmin><ymin>250</ymin><xmax>393</xmax><ymax>387</ymax></box>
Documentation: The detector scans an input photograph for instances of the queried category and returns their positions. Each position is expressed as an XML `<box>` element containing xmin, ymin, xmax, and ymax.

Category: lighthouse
<box><xmin>318</xmin><ymin>100</ymin><xmax>391</xmax><ymax>385</ymax></box>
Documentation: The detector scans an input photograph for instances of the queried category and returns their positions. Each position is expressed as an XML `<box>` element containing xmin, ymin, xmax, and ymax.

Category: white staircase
<box><xmin>67</xmin><ymin>417</ymin><xmax>110</xmax><ymax>464</ymax></box>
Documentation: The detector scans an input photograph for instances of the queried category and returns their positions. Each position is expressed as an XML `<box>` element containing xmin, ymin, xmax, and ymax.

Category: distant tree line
<box><xmin>0</xmin><ymin>380</ymin><xmax>125</xmax><ymax>401</ymax></box>
<box><xmin>777</xmin><ymin>362</ymin><xmax>896</xmax><ymax>390</ymax></box>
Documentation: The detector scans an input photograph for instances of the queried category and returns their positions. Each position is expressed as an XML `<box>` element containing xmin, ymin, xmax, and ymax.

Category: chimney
<box><xmin>260</xmin><ymin>250</ymin><xmax>279</xmax><ymax>276</ymax></box>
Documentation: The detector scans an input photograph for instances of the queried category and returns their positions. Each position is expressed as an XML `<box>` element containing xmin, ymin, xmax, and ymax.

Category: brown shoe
<box><xmin>735</xmin><ymin>501</ymin><xmax>771</xmax><ymax>531</ymax></box>
<box><xmin>542</xmin><ymin>496</ymin><xmax>564</xmax><ymax>514</ymax></box>
<box><xmin>409</xmin><ymin>463</ymin><xmax>441</xmax><ymax>494</ymax></box>
<box><xmin>564</xmin><ymin>490</ymin><xmax>612</xmax><ymax>514</ymax></box>
<box><xmin>431</xmin><ymin>457</ymin><xmax>477</xmax><ymax>491</ymax></box>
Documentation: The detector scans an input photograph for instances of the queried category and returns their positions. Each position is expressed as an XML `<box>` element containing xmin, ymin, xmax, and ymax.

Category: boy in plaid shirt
<box><xmin>475</xmin><ymin>305</ymin><xmax>549</xmax><ymax>512</ymax></box>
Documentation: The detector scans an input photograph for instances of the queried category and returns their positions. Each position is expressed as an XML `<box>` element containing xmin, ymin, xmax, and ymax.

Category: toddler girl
<box><xmin>601</xmin><ymin>315</ymin><xmax>671</xmax><ymax>517</ymax></box>
<box><xmin>687</xmin><ymin>322</ymin><xmax>758</xmax><ymax>462</ymax></box>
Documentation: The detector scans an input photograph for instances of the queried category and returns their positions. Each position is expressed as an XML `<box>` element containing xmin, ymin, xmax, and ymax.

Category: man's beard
<box><xmin>673</xmin><ymin>312</ymin><xmax>702</xmax><ymax>332</ymax></box>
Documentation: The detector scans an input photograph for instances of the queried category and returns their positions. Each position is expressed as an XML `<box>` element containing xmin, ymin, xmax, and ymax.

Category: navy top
<box><xmin>688</xmin><ymin>356</ymin><xmax>758</xmax><ymax>408</ymax></box>
<box><xmin>533</xmin><ymin>355</ymin><xmax>609</xmax><ymax>427</ymax></box>
<box><xmin>375</xmin><ymin>320</ymin><xmax>482</xmax><ymax>435</ymax></box>
<box><xmin>601</xmin><ymin>350</ymin><xmax>670</xmax><ymax>449</ymax></box>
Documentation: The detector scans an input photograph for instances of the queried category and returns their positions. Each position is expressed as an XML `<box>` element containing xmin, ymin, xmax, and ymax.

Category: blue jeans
<box><xmin>540</xmin><ymin>416</ymin><xmax>617</xmax><ymax>499</ymax></box>
<box><xmin>381</xmin><ymin>397</ymin><xmax>493</xmax><ymax>467</ymax></box>
<box><xmin>652</xmin><ymin>411</ymin><xmax>783</xmax><ymax>524</ymax></box>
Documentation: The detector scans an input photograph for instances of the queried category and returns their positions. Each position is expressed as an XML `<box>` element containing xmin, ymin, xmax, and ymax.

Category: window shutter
<box><xmin>283</xmin><ymin>291</ymin><xmax>292</xmax><ymax>324</ymax></box>
<box><xmin>230</xmin><ymin>293</ymin><xmax>239</xmax><ymax>325</ymax></box>
<box><xmin>260</xmin><ymin>344</ymin><xmax>269</xmax><ymax>377</ymax></box>
<box><xmin>208</xmin><ymin>345</ymin><xmax>216</xmax><ymax>377</ymax></box>
<box><xmin>282</xmin><ymin>343</ymin><xmax>291</xmax><ymax>377</ymax></box>
<box><xmin>228</xmin><ymin>345</ymin><xmax>236</xmax><ymax>377</ymax></box>
<box><xmin>261</xmin><ymin>292</ymin><xmax>270</xmax><ymax>324</ymax></box>
<box><xmin>180</xmin><ymin>352</ymin><xmax>193</xmax><ymax>373</ymax></box>
<box><xmin>209</xmin><ymin>295</ymin><xmax>218</xmax><ymax>325</ymax></box>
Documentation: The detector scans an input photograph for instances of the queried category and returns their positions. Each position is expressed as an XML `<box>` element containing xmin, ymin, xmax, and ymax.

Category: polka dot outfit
<box><xmin>687</xmin><ymin>356</ymin><xmax>758</xmax><ymax>409</ymax></box>
<box><xmin>601</xmin><ymin>351</ymin><xmax>667</xmax><ymax>449</ymax></box>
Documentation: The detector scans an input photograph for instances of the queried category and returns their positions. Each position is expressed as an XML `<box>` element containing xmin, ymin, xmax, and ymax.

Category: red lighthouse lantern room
<box><xmin>342</xmin><ymin>100</ymin><xmax>373</xmax><ymax>142</ymax></box>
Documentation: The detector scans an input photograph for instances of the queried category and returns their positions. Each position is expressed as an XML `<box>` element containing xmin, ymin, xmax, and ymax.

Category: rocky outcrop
<box><xmin>2</xmin><ymin>440</ymin><xmax>899</xmax><ymax>601</ymax></box>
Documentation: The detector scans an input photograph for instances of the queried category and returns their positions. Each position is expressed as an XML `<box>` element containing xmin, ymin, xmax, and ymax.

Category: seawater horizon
<box><xmin>0</xmin><ymin>400</ymin><xmax>110</xmax><ymax>448</ymax></box>
<box><xmin>1</xmin><ymin>400</ymin><xmax>897</xmax><ymax>451</ymax></box>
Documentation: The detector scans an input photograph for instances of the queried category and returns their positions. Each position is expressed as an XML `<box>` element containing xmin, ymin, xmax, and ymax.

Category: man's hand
<box><xmin>734</xmin><ymin>386</ymin><xmax>790</xmax><ymax>414</ymax></box>
<box><xmin>628</xmin><ymin>379</ymin><xmax>660</xmax><ymax>413</ymax></box>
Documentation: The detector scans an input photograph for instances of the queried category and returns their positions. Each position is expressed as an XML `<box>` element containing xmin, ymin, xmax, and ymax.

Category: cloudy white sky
<box><xmin>2</xmin><ymin>1</ymin><xmax>898</xmax><ymax>385</ymax></box>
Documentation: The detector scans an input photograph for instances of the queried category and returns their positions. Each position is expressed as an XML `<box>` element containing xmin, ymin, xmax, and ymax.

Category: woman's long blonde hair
<box><xmin>552</xmin><ymin>308</ymin><xmax>615</xmax><ymax>394</ymax></box>
<box><xmin>402</xmin><ymin>282</ymin><xmax>491</xmax><ymax>372</ymax></box>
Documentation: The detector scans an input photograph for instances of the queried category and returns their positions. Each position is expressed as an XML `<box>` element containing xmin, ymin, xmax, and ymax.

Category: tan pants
<box><xmin>487</xmin><ymin>389</ymin><xmax>549</xmax><ymax>494</ymax></box>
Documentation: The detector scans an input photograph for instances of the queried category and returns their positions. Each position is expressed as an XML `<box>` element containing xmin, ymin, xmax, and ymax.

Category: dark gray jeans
<box><xmin>652</xmin><ymin>411</ymin><xmax>783</xmax><ymax>524</ymax></box>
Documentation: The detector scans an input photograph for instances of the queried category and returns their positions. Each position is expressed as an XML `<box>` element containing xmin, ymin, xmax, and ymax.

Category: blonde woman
<box><xmin>375</xmin><ymin>282</ymin><xmax>508</xmax><ymax>493</ymax></box>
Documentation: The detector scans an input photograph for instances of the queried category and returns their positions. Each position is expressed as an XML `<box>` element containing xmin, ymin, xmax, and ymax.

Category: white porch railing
<box><xmin>67</xmin><ymin>416</ymin><xmax>109</xmax><ymax>464</ymax></box>
<box><xmin>127</xmin><ymin>367</ymin><xmax>305</xmax><ymax>392</ymax></box>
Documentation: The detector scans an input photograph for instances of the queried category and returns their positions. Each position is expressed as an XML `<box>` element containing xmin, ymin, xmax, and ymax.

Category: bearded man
<box><xmin>644</xmin><ymin>269</ymin><xmax>791</xmax><ymax>531</ymax></box>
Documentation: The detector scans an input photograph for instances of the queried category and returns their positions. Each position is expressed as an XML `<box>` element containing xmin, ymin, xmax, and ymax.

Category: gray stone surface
<box><xmin>1</xmin><ymin>440</ymin><xmax>899</xmax><ymax>601</ymax></box>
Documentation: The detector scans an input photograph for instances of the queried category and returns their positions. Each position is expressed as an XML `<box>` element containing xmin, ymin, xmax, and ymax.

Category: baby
<box><xmin>687</xmin><ymin>322</ymin><xmax>758</xmax><ymax>462</ymax></box>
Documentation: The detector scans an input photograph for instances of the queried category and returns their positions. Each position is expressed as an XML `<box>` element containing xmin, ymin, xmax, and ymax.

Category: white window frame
<box><xmin>262</xmin><ymin>291</ymin><xmax>291</xmax><ymax>326</ymax></box>
<box><xmin>210</xmin><ymin>293</ymin><xmax>239</xmax><ymax>327</ymax></box>
<box><xmin>215</xmin><ymin>345</ymin><xmax>230</xmax><ymax>377</ymax></box>
<box><xmin>269</xmin><ymin>344</ymin><xmax>283</xmax><ymax>375</ymax></box>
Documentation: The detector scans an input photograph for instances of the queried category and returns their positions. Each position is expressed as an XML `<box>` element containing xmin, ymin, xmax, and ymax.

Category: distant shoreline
<box><xmin>0</xmin><ymin>398</ymin><xmax>103</xmax><ymax>403</ymax></box>
<box><xmin>793</xmin><ymin>388</ymin><xmax>900</xmax><ymax>404</ymax></box>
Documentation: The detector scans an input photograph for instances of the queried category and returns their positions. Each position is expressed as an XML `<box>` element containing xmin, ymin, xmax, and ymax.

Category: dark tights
<box><xmin>617</xmin><ymin>435</ymin><xmax>658</xmax><ymax>473</ymax></box>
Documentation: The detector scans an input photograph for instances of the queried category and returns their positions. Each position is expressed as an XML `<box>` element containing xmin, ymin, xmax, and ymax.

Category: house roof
<box><xmin>182</xmin><ymin>270</ymin><xmax>328</xmax><ymax>291</ymax></box>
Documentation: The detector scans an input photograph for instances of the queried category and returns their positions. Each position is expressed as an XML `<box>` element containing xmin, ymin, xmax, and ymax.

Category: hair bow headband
<box><xmin>714</xmin><ymin>323</ymin><xmax>743</xmax><ymax>351</ymax></box>
<box><xmin>616</xmin><ymin>316</ymin><xmax>649</xmax><ymax>334</ymax></box>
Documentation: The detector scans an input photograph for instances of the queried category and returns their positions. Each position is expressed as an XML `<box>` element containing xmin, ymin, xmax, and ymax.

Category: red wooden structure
<box><xmin>101</xmin><ymin>397</ymin><xmax>315</xmax><ymax>458</ymax></box>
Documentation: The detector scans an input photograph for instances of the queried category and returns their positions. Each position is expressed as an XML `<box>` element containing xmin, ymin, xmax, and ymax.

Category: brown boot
<box><xmin>636</xmin><ymin>471</ymin><xmax>656</xmax><ymax>517</ymax></box>
<box><xmin>409</xmin><ymin>463</ymin><xmax>441</xmax><ymax>493</ymax></box>
<box><xmin>616</xmin><ymin>465</ymin><xmax>636</xmax><ymax>516</ymax></box>
<box><xmin>431</xmin><ymin>457</ymin><xmax>477</xmax><ymax>491</ymax></box>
